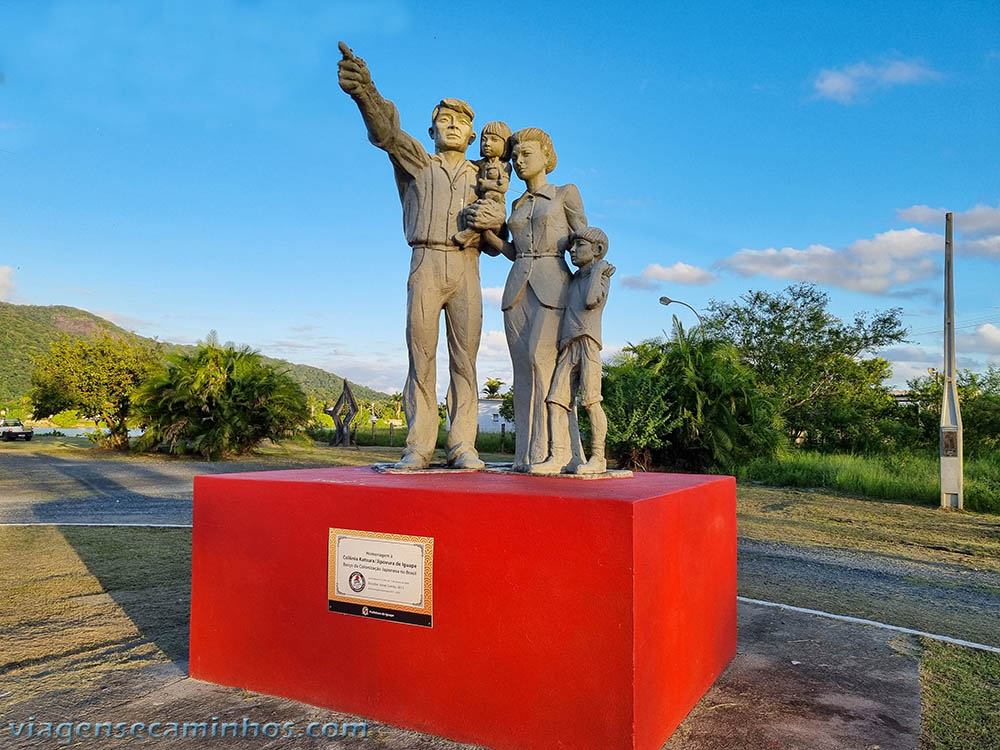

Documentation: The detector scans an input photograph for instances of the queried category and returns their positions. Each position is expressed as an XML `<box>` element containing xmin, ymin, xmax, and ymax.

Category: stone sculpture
<box><xmin>471</xmin><ymin>128</ymin><xmax>586</xmax><ymax>472</ymax></box>
<box><xmin>339</xmin><ymin>43</ymin><xmax>620</xmax><ymax>476</ymax></box>
<box><xmin>324</xmin><ymin>378</ymin><xmax>359</xmax><ymax>447</ymax></box>
<box><xmin>338</xmin><ymin>42</ymin><xmax>485</xmax><ymax>471</ymax></box>
<box><xmin>530</xmin><ymin>228</ymin><xmax>615</xmax><ymax>474</ymax></box>
<box><xmin>454</xmin><ymin>121</ymin><xmax>512</xmax><ymax>252</ymax></box>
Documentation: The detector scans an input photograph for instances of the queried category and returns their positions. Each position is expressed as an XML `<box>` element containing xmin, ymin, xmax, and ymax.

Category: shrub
<box><xmin>603</xmin><ymin>324</ymin><xmax>784</xmax><ymax>472</ymax></box>
<box><xmin>135</xmin><ymin>337</ymin><xmax>308</xmax><ymax>460</ymax></box>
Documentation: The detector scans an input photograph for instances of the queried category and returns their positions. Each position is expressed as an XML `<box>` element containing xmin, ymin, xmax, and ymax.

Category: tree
<box><xmin>603</xmin><ymin>322</ymin><xmax>784</xmax><ymax>472</ymax></box>
<box><xmin>135</xmin><ymin>336</ymin><xmax>308</xmax><ymax>459</ymax></box>
<box><xmin>904</xmin><ymin>366</ymin><xmax>1000</xmax><ymax>456</ymax></box>
<box><xmin>481</xmin><ymin>378</ymin><xmax>505</xmax><ymax>399</ymax></box>
<box><xmin>498</xmin><ymin>389</ymin><xmax>515</xmax><ymax>423</ymax></box>
<box><xmin>30</xmin><ymin>334</ymin><xmax>161</xmax><ymax>450</ymax></box>
<box><xmin>703</xmin><ymin>283</ymin><xmax>906</xmax><ymax>444</ymax></box>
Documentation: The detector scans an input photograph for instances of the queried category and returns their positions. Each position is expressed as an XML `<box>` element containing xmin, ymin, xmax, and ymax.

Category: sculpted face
<box><xmin>481</xmin><ymin>133</ymin><xmax>506</xmax><ymax>159</ymax></box>
<box><xmin>569</xmin><ymin>238</ymin><xmax>596</xmax><ymax>268</ymax></box>
<box><xmin>512</xmin><ymin>140</ymin><xmax>547</xmax><ymax>181</ymax></box>
<box><xmin>429</xmin><ymin>108</ymin><xmax>475</xmax><ymax>153</ymax></box>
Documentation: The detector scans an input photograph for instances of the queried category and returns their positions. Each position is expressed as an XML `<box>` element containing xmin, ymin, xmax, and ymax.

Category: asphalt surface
<box><xmin>2</xmin><ymin>451</ymin><xmax>998</xmax><ymax>648</ymax></box>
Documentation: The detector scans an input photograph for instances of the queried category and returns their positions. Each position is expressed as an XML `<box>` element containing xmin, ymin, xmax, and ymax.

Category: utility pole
<box><xmin>940</xmin><ymin>212</ymin><xmax>963</xmax><ymax>509</ymax></box>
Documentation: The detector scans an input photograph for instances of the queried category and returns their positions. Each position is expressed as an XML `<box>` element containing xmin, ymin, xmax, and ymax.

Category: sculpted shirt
<box><xmin>502</xmin><ymin>183</ymin><xmax>586</xmax><ymax>311</ymax></box>
<box><xmin>559</xmin><ymin>260</ymin><xmax>612</xmax><ymax>350</ymax></box>
<box><xmin>355</xmin><ymin>90</ymin><xmax>478</xmax><ymax>249</ymax></box>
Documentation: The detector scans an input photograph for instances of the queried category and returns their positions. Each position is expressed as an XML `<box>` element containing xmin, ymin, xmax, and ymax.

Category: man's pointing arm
<box><xmin>337</xmin><ymin>41</ymin><xmax>428</xmax><ymax>175</ymax></box>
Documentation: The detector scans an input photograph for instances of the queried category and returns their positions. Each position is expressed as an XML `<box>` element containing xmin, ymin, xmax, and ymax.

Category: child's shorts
<box><xmin>546</xmin><ymin>336</ymin><xmax>603</xmax><ymax>409</ymax></box>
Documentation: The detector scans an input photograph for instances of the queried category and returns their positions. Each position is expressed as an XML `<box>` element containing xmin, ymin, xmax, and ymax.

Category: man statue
<box><xmin>338</xmin><ymin>42</ymin><xmax>486</xmax><ymax>471</ymax></box>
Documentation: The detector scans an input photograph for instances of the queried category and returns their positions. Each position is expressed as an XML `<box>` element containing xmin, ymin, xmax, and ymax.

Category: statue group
<box><xmin>339</xmin><ymin>43</ymin><xmax>615</xmax><ymax>475</ymax></box>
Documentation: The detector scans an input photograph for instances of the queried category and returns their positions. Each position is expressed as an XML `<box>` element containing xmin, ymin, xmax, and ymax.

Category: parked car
<box><xmin>0</xmin><ymin>419</ymin><xmax>33</xmax><ymax>441</ymax></box>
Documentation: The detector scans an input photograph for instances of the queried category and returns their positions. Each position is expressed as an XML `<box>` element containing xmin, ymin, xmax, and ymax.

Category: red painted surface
<box><xmin>190</xmin><ymin>467</ymin><xmax>736</xmax><ymax>750</ymax></box>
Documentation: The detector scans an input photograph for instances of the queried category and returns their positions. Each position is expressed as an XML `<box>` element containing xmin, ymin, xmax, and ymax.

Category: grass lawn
<box><xmin>738</xmin><ymin>450</ymin><xmax>1000</xmax><ymax>514</ymax></box>
<box><xmin>919</xmin><ymin>639</ymin><xmax>1000</xmax><ymax>749</ymax></box>
<box><xmin>738</xmin><ymin>485</ymin><xmax>1000</xmax><ymax>573</ymax></box>
<box><xmin>0</xmin><ymin>526</ymin><xmax>190</xmax><ymax>710</ymax></box>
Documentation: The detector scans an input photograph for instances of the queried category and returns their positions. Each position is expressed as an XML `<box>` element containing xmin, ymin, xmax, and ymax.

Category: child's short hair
<box><xmin>571</xmin><ymin>227</ymin><xmax>609</xmax><ymax>257</ymax></box>
<box><xmin>481</xmin><ymin>121</ymin><xmax>512</xmax><ymax>161</ymax></box>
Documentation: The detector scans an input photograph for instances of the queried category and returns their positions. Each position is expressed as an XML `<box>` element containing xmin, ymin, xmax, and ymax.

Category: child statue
<box><xmin>454</xmin><ymin>121</ymin><xmax>512</xmax><ymax>251</ymax></box>
<box><xmin>530</xmin><ymin>226</ymin><xmax>616</xmax><ymax>475</ymax></box>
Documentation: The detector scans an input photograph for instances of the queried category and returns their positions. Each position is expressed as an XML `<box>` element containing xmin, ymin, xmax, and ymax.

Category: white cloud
<box><xmin>622</xmin><ymin>262</ymin><xmax>718</xmax><ymax>290</ymax></box>
<box><xmin>962</xmin><ymin>235</ymin><xmax>1000</xmax><ymax>258</ymax></box>
<box><xmin>719</xmin><ymin>228</ymin><xmax>940</xmax><ymax>294</ymax></box>
<box><xmin>0</xmin><ymin>266</ymin><xmax>13</xmax><ymax>300</ymax></box>
<box><xmin>897</xmin><ymin>203</ymin><xmax>1000</xmax><ymax>238</ymax></box>
<box><xmin>478</xmin><ymin>329</ymin><xmax>508</xmax><ymax>358</ymax></box>
<box><xmin>813</xmin><ymin>58</ymin><xmax>942</xmax><ymax>104</ymax></box>
<box><xmin>958</xmin><ymin>324</ymin><xmax>1000</xmax><ymax>354</ymax></box>
<box><xmin>481</xmin><ymin>286</ymin><xmax>504</xmax><ymax>308</ymax></box>
<box><xmin>879</xmin><ymin>345</ymin><xmax>938</xmax><ymax>364</ymax></box>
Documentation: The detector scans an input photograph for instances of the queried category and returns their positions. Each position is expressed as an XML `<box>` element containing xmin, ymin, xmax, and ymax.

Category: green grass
<box><xmin>0</xmin><ymin>526</ymin><xmax>190</xmax><ymax>709</ymax></box>
<box><xmin>308</xmin><ymin>424</ymin><xmax>514</xmax><ymax>455</ymax></box>
<box><xmin>736</xmin><ymin>450</ymin><xmax>1000</xmax><ymax>514</ymax></box>
<box><xmin>919</xmin><ymin>638</ymin><xmax>1000</xmax><ymax>749</ymax></box>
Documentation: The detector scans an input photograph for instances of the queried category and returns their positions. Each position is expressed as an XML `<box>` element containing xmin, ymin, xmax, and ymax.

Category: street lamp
<box><xmin>659</xmin><ymin>296</ymin><xmax>704</xmax><ymax>326</ymax></box>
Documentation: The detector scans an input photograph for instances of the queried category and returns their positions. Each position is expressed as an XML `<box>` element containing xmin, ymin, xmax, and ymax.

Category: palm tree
<box><xmin>135</xmin><ymin>338</ymin><xmax>308</xmax><ymax>459</ymax></box>
<box><xmin>481</xmin><ymin>378</ymin><xmax>505</xmax><ymax>399</ymax></box>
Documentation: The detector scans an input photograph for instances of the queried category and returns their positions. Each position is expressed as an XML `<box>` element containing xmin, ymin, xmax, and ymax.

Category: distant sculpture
<box><xmin>530</xmin><ymin>228</ymin><xmax>615</xmax><ymax>474</ymax></box>
<box><xmin>337</xmin><ymin>41</ymin><xmax>485</xmax><ymax>471</ymax></box>
<box><xmin>325</xmin><ymin>378</ymin><xmax>359</xmax><ymax>448</ymax></box>
<box><xmin>454</xmin><ymin>121</ymin><xmax>512</xmax><ymax>251</ymax></box>
<box><xmin>471</xmin><ymin>128</ymin><xmax>586</xmax><ymax>472</ymax></box>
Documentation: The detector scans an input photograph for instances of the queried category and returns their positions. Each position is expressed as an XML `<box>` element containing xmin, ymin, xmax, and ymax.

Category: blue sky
<box><xmin>2</xmin><ymin>0</ymin><xmax>998</xmax><ymax>395</ymax></box>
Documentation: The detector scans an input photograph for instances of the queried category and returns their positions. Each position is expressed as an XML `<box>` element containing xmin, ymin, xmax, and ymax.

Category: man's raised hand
<box><xmin>338</xmin><ymin>41</ymin><xmax>372</xmax><ymax>95</ymax></box>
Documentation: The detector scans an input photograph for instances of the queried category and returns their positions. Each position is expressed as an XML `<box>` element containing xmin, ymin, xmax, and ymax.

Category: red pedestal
<box><xmin>190</xmin><ymin>467</ymin><xmax>736</xmax><ymax>750</ymax></box>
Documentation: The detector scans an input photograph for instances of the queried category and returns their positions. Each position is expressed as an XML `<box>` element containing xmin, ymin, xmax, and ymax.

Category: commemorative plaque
<box><xmin>327</xmin><ymin>528</ymin><xmax>434</xmax><ymax>627</ymax></box>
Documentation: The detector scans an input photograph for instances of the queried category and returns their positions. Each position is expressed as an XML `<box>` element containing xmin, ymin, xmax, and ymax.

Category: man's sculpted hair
<box><xmin>571</xmin><ymin>227</ymin><xmax>609</xmax><ymax>258</ymax></box>
<box><xmin>510</xmin><ymin>128</ymin><xmax>557</xmax><ymax>173</ymax></box>
<box><xmin>431</xmin><ymin>98</ymin><xmax>475</xmax><ymax>124</ymax></box>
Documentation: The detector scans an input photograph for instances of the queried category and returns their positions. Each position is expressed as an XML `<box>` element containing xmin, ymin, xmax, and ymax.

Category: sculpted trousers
<box><xmin>504</xmin><ymin>287</ymin><xmax>563</xmax><ymax>467</ymax></box>
<box><xmin>403</xmin><ymin>246</ymin><xmax>482</xmax><ymax>461</ymax></box>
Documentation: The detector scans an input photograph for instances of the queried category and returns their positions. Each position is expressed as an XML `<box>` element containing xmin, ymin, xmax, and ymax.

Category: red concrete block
<box><xmin>190</xmin><ymin>467</ymin><xmax>736</xmax><ymax>750</ymax></box>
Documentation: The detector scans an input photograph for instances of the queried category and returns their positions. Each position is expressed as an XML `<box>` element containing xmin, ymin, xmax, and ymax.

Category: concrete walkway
<box><xmin>0</xmin><ymin>601</ymin><xmax>922</xmax><ymax>749</ymax></box>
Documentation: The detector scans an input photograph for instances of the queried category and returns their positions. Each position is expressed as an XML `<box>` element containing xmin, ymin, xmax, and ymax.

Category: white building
<box><xmin>445</xmin><ymin>398</ymin><xmax>512</xmax><ymax>433</ymax></box>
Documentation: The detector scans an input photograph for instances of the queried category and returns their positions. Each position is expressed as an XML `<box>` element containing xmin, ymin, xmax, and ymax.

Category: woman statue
<box><xmin>478</xmin><ymin>128</ymin><xmax>586</xmax><ymax>471</ymax></box>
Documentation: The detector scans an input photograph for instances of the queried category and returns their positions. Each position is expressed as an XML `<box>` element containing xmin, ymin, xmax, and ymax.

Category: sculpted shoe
<box><xmin>528</xmin><ymin>456</ymin><xmax>568</xmax><ymax>475</ymax></box>
<box><xmin>574</xmin><ymin>456</ymin><xmax>607</xmax><ymax>475</ymax></box>
<box><xmin>393</xmin><ymin>452</ymin><xmax>430</xmax><ymax>471</ymax></box>
<box><xmin>449</xmin><ymin>451</ymin><xmax>485</xmax><ymax>470</ymax></box>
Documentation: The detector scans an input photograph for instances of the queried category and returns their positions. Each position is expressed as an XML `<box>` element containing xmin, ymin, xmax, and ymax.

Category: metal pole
<box><xmin>658</xmin><ymin>296</ymin><xmax>704</xmax><ymax>326</ymax></box>
<box><xmin>940</xmin><ymin>212</ymin><xmax>963</xmax><ymax>509</ymax></box>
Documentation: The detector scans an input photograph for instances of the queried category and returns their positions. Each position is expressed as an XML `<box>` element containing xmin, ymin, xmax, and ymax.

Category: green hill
<box><xmin>0</xmin><ymin>301</ymin><xmax>391</xmax><ymax>406</ymax></box>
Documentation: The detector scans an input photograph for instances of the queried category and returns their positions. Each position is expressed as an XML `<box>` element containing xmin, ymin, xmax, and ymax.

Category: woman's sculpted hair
<box><xmin>510</xmin><ymin>127</ymin><xmax>557</xmax><ymax>173</ymax></box>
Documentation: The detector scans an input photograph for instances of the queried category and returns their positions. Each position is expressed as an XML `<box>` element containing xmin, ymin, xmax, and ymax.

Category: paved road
<box><xmin>0</xmin><ymin>452</ymin><xmax>304</xmax><ymax>525</ymax></box>
<box><xmin>3</xmin><ymin>452</ymin><xmax>998</xmax><ymax>648</ymax></box>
